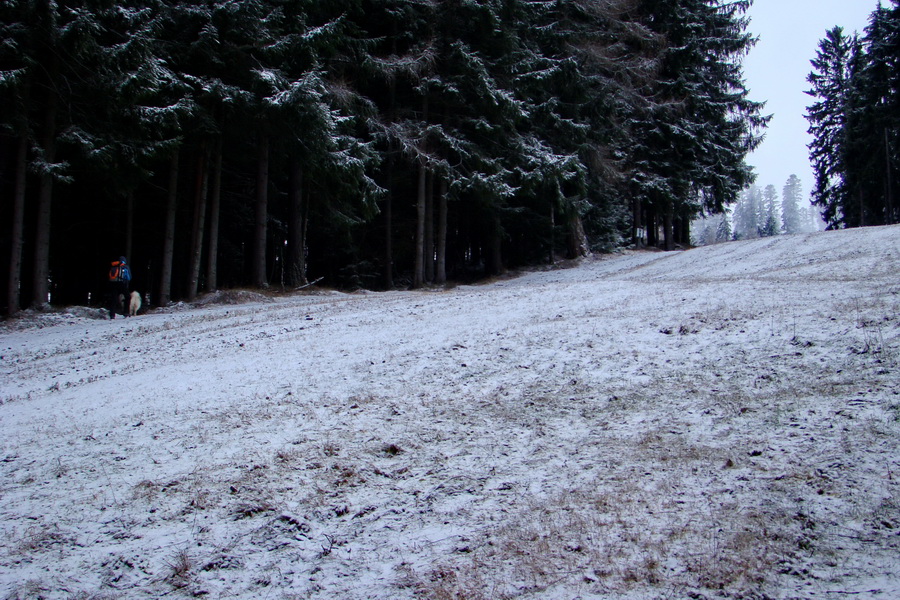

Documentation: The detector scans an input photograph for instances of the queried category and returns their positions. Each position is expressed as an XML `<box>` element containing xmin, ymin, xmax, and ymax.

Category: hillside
<box><xmin>1</xmin><ymin>226</ymin><xmax>899</xmax><ymax>599</ymax></box>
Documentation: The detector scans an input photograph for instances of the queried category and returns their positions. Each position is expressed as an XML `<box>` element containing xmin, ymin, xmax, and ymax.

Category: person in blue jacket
<box><xmin>107</xmin><ymin>256</ymin><xmax>131</xmax><ymax>319</ymax></box>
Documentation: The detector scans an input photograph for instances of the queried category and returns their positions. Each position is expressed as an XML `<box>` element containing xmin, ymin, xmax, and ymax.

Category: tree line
<box><xmin>806</xmin><ymin>0</ymin><xmax>899</xmax><ymax>229</ymax></box>
<box><xmin>1</xmin><ymin>0</ymin><xmax>765</xmax><ymax>315</ymax></box>
<box><xmin>692</xmin><ymin>174</ymin><xmax>825</xmax><ymax>246</ymax></box>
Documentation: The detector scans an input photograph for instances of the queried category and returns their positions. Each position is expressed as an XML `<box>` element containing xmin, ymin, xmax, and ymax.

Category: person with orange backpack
<box><xmin>107</xmin><ymin>256</ymin><xmax>131</xmax><ymax>319</ymax></box>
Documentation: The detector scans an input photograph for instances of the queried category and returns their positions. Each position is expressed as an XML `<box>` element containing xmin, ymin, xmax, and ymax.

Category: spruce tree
<box><xmin>782</xmin><ymin>174</ymin><xmax>804</xmax><ymax>234</ymax></box>
<box><xmin>629</xmin><ymin>0</ymin><xmax>766</xmax><ymax>250</ymax></box>
<box><xmin>762</xmin><ymin>184</ymin><xmax>780</xmax><ymax>236</ymax></box>
<box><xmin>852</xmin><ymin>2</ymin><xmax>899</xmax><ymax>224</ymax></box>
<box><xmin>716</xmin><ymin>212</ymin><xmax>733</xmax><ymax>242</ymax></box>
<box><xmin>0</xmin><ymin>0</ymin><xmax>33</xmax><ymax>314</ymax></box>
<box><xmin>806</xmin><ymin>27</ymin><xmax>853</xmax><ymax>228</ymax></box>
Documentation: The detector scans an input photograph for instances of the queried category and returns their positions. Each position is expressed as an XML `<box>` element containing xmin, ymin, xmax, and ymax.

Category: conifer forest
<box><xmin>1</xmin><ymin>0</ymin><xmax>891</xmax><ymax>316</ymax></box>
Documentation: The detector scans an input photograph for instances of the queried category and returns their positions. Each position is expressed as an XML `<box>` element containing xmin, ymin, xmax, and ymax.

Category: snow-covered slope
<box><xmin>2</xmin><ymin>226</ymin><xmax>899</xmax><ymax>599</ymax></box>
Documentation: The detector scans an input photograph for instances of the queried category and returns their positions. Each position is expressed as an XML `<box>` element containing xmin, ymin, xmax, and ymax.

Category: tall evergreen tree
<box><xmin>806</xmin><ymin>26</ymin><xmax>853</xmax><ymax>228</ymax></box>
<box><xmin>782</xmin><ymin>174</ymin><xmax>804</xmax><ymax>234</ymax></box>
<box><xmin>761</xmin><ymin>184</ymin><xmax>780</xmax><ymax>236</ymax></box>
<box><xmin>0</xmin><ymin>0</ymin><xmax>34</xmax><ymax>314</ymax></box>
<box><xmin>851</xmin><ymin>2</ymin><xmax>899</xmax><ymax>224</ymax></box>
<box><xmin>629</xmin><ymin>0</ymin><xmax>767</xmax><ymax>250</ymax></box>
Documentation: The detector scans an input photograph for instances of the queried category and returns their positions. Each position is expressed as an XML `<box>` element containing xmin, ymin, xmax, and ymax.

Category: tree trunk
<box><xmin>632</xmin><ymin>196</ymin><xmax>644</xmax><ymax>247</ymax></box>
<box><xmin>549</xmin><ymin>198</ymin><xmax>555</xmax><ymax>264</ymax></box>
<box><xmin>6</xmin><ymin>134</ymin><xmax>27</xmax><ymax>316</ymax></box>
<box><xmin>287</xmin><ymin>159</ymin><xmax>307</xmax><ymax>287</ymax></box>
<box><xmin>886</xmin><ymin>128</ymin><xmax>894</xmax><ymax>224</ymax></box>
<box><xmin>251</xmin><ymin>133</ymin><xmax>269</xmax><ymax>288</ymax></box>
<box><xmin>384</xmin><ymin>178</ymin><xmax>393</xmax><ymax>289</ymax></box>
<box><xmin>414</xmin><ymin>159</ymin><xmax>426</xmax><ymax>288</ymax></box>
<box><xmin>424</xmin><ymin>170</ymin><xmax>435</xmax><ymax>283</ymax></box>
<box><xmin>31</xmin><ymin>96</ymin><xmax>58</xmax><ymax>308</ymax></box>
<box><xmin>435</xmin><ymin>177</ymin><xmax>448</xmax><ymax>285</ymax></box>
<box><xmin>186</xmin><ymin>147</ymin><xmax>209</xmax><ymax>301</ymax></box>
<box><xmin>663</xmin><ymin>200</ymin><xmax>675</xmax><ymax>251</ymax></box>
<box><xmin>205</xmin><ymin>137</ymin><xmax>223</xmax><ymax>291</ymax></box>
<box><xmin>566</xmin><ymin>210</ymin><xmax>590</xmax><ymax>258</ymax></box>
<box><xmin>159</xmin><ymin>149</ymin><xmax>179</xmax><ymax>306</ymax></box>
<box><xmin>413</xmin><ymin>95</ymin><xmax>428</xmax><ymax>289</ymax></box>
<box><xmin>646</xmin><ymin>207</ymin><xmax>657</xmax><ymax>247</ymax></box>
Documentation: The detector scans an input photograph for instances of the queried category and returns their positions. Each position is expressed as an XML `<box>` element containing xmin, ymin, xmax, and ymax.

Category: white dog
<box><xmin>129</xmin><ymin>291</ymin><xmax>142</xmax><ymax>316</ymax></box>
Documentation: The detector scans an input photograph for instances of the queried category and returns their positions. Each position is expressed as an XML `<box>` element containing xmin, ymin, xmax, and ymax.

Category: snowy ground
<box><xmin>1</xmin><ymin>226</ymin><xmax>899</xmax><ymax>600</ymax></box>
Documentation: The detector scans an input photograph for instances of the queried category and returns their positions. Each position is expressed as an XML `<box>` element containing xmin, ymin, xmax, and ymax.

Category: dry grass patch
<box><xmin>404</xmin><ymin>434</ymin><xmax>802</xmax><ymax>599</ymax></box>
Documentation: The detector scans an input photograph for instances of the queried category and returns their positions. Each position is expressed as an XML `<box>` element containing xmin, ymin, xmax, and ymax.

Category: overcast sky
<box><xmin>743</xmin><ymin>0</ymin><xmax>876</xmax><ymax>200</ymax></box>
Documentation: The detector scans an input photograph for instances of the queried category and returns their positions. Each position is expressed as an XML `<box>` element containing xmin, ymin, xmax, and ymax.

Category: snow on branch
<box><xmin>301</xmin><ymin>18</ymin><xmax>345</xmax><ymax>43</ymax></box>
<box><xmin>253</xmin><ymin>68</ymin><xmax>290</xmax><ymax>91</ymax></box>
<box><xmin>0</xmin><ymin>68</ymin><xmax>25</xmax><ymax>88</ymax></box>
<box><xmin>368</xmin><ymin>43</ymin><xmax>437</xmax><ymax>81</ymax></box>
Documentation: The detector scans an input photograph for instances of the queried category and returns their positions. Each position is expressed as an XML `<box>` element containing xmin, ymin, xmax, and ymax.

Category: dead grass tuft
<box><xmin>131</xmin><ymin>479</ymin><xmax>160</xmax><ymax>501</ymax></box>
<box><xmin>232</xmin><ymin>499</ymin><xmax>278</xmax><ymax>520</ymax></box>
<box><xmin>322</xmin><ymin>441</ymin><xmax>341</xmax><ymax>457</ymax></box>
<box><xmin>274</xmin><ymin>447</ymin><xmax>301</xmax><ymax>464</ymax></box>
<box><xmin>163</xmin><ymin>549</ymin><xmax>194</xmax><ymax>589</ymax></box>
<box><xmin>15</xmin><ymin>524</ymin><xmax>73</xmax><ymax>553</ymax></box>
<box><xmin>382</xmin><ymin>442</ymin><xmax>404</xmax><ymax>456</ymax></box>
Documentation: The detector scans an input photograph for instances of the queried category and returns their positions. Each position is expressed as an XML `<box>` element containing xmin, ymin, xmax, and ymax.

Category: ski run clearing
<box><xmin>1</xmin><ymin>225</ymin><xmax>899</xmax><ymax>600</ymax></box>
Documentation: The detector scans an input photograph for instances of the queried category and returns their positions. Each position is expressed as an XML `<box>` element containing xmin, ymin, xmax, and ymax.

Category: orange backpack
<box><xmin>109</xmin><ymin>261</ymin><xmax>124</xmax><ymax>282</ymax></box>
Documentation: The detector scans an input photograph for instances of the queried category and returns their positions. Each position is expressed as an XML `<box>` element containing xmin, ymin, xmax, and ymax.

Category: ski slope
<box><xmin>2</xmin><ymin>225</ymin><xmax>899</xmax><ymax>599</ymax></box>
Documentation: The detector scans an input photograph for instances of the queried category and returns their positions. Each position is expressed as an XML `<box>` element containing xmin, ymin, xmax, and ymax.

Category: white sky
<box><xmin>743</xmin><ymin>0</ymin><xmax>876</xmax><ymax>200</ymax></box>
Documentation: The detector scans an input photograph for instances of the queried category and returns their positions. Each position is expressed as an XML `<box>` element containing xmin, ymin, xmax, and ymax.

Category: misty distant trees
<box><xmin>1</xmin><ymin>0</ymin><xmax>766</xmax><ymax>315</ymax></box>
<box><xmin>806</xmin><ymin>1</ymin><xmax>899</xmax><ymax>228</ymax></box>
<box><xmin>692</xmin><ymin>173</ymin><xmax>824</xmax><ymax>245</ymax></box>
